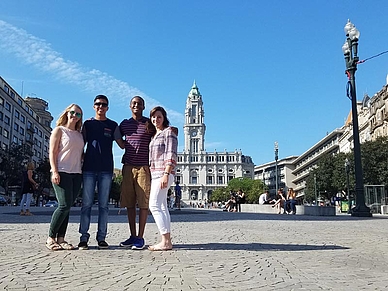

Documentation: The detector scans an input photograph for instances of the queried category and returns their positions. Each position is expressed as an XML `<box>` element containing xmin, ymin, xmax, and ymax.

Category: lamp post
<box><xmin>342</xmin><ymin>20</ymin><xmax>371</xmax><ymax>217</ymax></box>
<box><xmin>344</xmin><ymin>158</ymin><xmax>351</xmax><ymax>213</ymax></box>
<box><xmin>314</xmin><ymin>173</ymin><xmax>318</xmax><ymax>206</ymax></box>
<box><xmin>274</xmin><ymin>142</ymin><xmax>279</xmax><ymax>195</ymax></box>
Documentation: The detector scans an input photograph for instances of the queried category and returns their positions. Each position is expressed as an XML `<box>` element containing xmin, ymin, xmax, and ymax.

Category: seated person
<box><xmin>284</xmin><ymin>188</ymin><xmax>297</xmax><ymax>214</ymax></box>
<box><xmin>272</xmin><ymin>188</ymin><xmax>285</xmax><ymax>214</ymax></box>
<box><xmin>224</xmin><ymin>195</ymin><xmax>236</xmax><ymax>212</ymax></box>
<box><xmin>259</xmin><ymin>190</ymin><xmax>276</xmax><ymax>205</ymax></box>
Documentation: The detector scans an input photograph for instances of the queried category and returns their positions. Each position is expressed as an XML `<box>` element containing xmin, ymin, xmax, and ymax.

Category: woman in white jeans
<box><xmin>147</xmin><ymin>106</ymin><xmax>178</xmax><ymax>251</ymax></box>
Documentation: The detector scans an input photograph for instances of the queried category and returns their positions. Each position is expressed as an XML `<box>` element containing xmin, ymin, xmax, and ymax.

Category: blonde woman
<box><xmin>46</xmin><ymin>104</ymin><xmax>84</xmax><ymax>251</ymax></box>
<box><xmin>20</xmin><ymin>162</ymin><xmax>38</xmax><ymax>216</ymax></box>
<box><xmin>147</xmin><ymin>106</ymin><xmax>178</xmax><ymax>251</ymax></box>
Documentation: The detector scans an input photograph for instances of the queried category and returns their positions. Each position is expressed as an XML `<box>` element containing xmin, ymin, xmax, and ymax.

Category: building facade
<box><xmin>255</xmin><ymin>83</ymin><xmax>388</xmax><ymax>201</ymax></box>
<box><xmin>254</xmin><ymin>156</ymin><xmax>297</xmax><ymax>197</ymax></box>
<box><xmin>0</xmin><ymin>76</ymin><xmax>53</xmax><ymax>164</ymax></box>
<box><xmin>292</xmin><ymin>128</ymin><xmax>344</xmax><ymax>198</ymax></box>
<box><xmin>175</xmin><ymin>82</ymin><xmax>255</xmax><ymax>202</ymax></box>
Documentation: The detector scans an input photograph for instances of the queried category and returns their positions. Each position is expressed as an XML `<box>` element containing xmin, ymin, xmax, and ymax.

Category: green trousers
<box><xmin>48</xmin><ymin>172</ymin><xmax>82</xmax><ymax>238</ymax></box>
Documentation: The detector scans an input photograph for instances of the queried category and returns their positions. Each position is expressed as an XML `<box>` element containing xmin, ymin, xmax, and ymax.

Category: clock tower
<box><xmin>184</xmin><ymin>81</ymin><xmax>206</xmax><ymax>154</ymax></box>
<box><xmin>175</xmin><ymin>82</ymin><xmax>254</xmax><ymax>203</ymax></box>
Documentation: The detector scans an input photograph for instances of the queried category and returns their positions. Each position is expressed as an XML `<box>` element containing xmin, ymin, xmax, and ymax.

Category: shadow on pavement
<box><xmin>43</xmin><ymin>243</ymin><xmax>349</xmax><ymax>252</ymax></box>
<box><xmin>173</xmin><ymin>242</ymin><xmax>349</xmax><ymax>251</ymax></box>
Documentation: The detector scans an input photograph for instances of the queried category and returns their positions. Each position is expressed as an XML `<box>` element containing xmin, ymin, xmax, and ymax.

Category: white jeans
<box><xmin>149</xmin><ymin>175</ymin><xmax>174</xmax><ymax>234</ymax></box>
<box><xmin>20</xmin><ymin>193</ymin><xmax>33</xmax><ymax>211</ymax></box>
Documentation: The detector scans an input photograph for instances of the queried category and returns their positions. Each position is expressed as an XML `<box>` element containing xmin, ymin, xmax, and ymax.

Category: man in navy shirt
<box><xmin>78</xmin><ymin>95</ymin><xmax>123</xmax><ymax>250</ymax></box>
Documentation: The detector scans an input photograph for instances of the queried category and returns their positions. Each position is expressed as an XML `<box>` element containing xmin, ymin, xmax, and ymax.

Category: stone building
<box><xmin>292</xmin><ymin>129</ymin><xmax>344</xmax><ymax>198</ymax></box>
<box><xmin>175</xmin><ymin>82</ymin><xmax>254</xmax><ymax>202</ymax></box>
<box><xmin>254</xmin><ymin>156</ymin><xmax>297</xmax><ymax>196</ymax></box>
<box><xmin>0</xmin><ymin>76</ymin><xmax>53</xmax><ymax>164</ymax></box>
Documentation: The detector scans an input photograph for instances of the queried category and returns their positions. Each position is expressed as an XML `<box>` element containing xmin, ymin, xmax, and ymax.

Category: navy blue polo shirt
<box><xmin>82</xmin><ymin>118</ymin><xmax>121</xmax><ymax>173</ymax></box>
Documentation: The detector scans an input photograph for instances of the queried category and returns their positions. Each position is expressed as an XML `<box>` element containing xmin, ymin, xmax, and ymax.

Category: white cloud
<box><xmin>0</xmin><ymin>20</ymin><xmax>183</xmax><ymax>124</ymax></box>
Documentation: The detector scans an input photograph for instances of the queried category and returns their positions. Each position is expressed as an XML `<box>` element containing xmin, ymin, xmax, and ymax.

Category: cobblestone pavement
<box><xmin>0</xmin><ymin>206</ymin><xmax>387</xmax><ymax>291</ymax></box>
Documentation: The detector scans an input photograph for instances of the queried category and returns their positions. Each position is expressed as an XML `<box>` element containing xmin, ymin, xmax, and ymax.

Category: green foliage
<box><xmin>110</xmin><ymin>173</ymin><xmax>122</xmax><ymax>206</ymax></box>
<box><xmin>210</xmin><ymin>187</ymin><xmax>229</xmax><ymax>202</ymax></box>
<box><xmin>304</xmin><ymin>137</ymin><xmax>388</xmax><ymax>202</ymax></box>
<box><xmin>210</xmin><ymin>177</ymin><xmax>265</xmax><ymax>204</ymax></box>
<box><xmin>35</xmin><ymin>158</ymin><xmax>52</xmax><ymax>190</ymax></box>
<box><xmin>361</xmin><ymin>136</ymin><xmax>388</xmax><ymax>187</ymax></box>
<box><xmin>304</xmin><ymin>152</ymin><xmax>350</xmax><ymax>203</ymax></box>
<box><xmin>0</xmin><ymin>143</ymin><xmax>33</xmax><ymax>192</ymax></box>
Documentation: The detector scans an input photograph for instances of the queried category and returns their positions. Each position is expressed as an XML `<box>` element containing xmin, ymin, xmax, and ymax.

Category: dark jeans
<box><xmin>284</xmin><ymin>199</ymin><xmax>297</xmax><ymax>214</ymax></box>
<box><xmin>49</xmin><ymin>172</ymin><xmax>82</xmax><ymax>238</ymax></box>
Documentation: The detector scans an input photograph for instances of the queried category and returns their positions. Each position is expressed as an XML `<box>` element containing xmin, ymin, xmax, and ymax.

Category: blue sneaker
<box><xmin>131</xmin><ymin>237</ymin><xmax>145</xmax><ymax>250</ymax></box>
<box><xmin>119</xmin><ymin>235</ymin><xmax>136</xmax><ymax>248</ymax></box>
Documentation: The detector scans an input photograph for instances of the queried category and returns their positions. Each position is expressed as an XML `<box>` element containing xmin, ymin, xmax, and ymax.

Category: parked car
<box><xmin>44</xmin><ymin>201</ymin><xmax>58</xmax><ymax>207</ymax></box>
<box><xmin>0</xmin><ymin>196</ymin><xmax>8</xmax><ymax>206</ymax></box>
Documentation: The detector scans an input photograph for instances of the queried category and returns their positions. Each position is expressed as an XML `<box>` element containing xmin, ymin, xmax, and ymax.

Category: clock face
<box><xmin>191</xmin><ymin>131</ymin><xmax>197</xmax><ymax>137</ymax></box>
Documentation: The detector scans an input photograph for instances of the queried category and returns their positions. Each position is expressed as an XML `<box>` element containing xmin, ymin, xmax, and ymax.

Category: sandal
<box><xmin>59</xmin><ymin>241</ymin><xmax>77</xmax><ymax>250</ymax></box>
<box><xmin>46</xmin><ymin>241</ymin><xmax>63</xmax><ymax>251</ymax></box>
<box><xmin>148</xmin><ymin>244</ymin><xmax>173</xmax><ymax>251</ymax></box>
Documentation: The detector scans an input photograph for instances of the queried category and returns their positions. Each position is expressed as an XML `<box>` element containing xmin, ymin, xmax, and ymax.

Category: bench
<box><xmin>241</xmin><ymin>204</ymin><xmax>336</xmax><ymax>216</ymax></box>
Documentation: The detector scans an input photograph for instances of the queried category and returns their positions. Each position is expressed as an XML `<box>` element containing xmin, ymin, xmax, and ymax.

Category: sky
<box><xmin>1</xmin><ymin>1</ymin><xmax>388</xmax><ymax>168</ymax></box>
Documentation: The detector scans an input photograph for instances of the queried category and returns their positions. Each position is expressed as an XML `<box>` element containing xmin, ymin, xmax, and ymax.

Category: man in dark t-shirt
<box><xmin>78</xmin><ymin>95</ymin><xmax>124</xmax><ymax>250</ymax></box>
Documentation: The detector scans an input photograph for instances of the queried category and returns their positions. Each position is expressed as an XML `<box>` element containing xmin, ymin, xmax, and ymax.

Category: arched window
<box><xmin>191</xmin><ymin>190</ymin><xmax>198</xmax><ymax>200</ymax></box>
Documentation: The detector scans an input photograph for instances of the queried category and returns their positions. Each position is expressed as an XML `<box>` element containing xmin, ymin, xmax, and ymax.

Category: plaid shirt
<box><xmin>149</xmin><ymin>127</ymin><xmax>178</xmax><ymax>179</ymax></box>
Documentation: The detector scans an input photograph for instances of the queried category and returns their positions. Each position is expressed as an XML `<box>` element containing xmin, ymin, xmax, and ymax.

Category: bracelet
<box><xmin>163</xmin><ymin>172</ymin><xmax>170</xmax><ymax>176</ymax></box>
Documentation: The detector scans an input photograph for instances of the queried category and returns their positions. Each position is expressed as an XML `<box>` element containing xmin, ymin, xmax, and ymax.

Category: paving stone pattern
<box><xmin>0</xmin><ymin>206</ymin><xmax>387</xmax><ymax>291</ymax></box>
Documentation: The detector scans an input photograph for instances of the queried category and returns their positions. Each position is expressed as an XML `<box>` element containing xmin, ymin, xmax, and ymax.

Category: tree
<box><xmin>110</xmin><ymin>174</ymin><xmax>122</xmax><ymax>206</ymax></box>
<box><xmin>304</xmin><ymin>152</ymin><xmax>349</xmax><ymax>203</ymax></box>
<box><xmin>304</xmin><ymin>137</ymin><xmax>388</xmax><ymax>203</ymax></box>
<box><xmin>361</xmin><ymin>136</ymin><xmax>388</xmax><ymax>187</ymax></box>
<box><xmin>209</xmin><ymin>187</ymin><xmax>229</xmax><ymax>203</ymax></box>
<box><xmin>227</xmin><ymin>177</ymin><xmax>265</xmax><ymax>204</ymax></box>
<box><xmin>245</xmin><ymin>179</ymin><xmax>266</xmax><ymax>204</ymax></box>
<box><xmin>35</xmin><ymin>158</ymin><xmax>52</xmax><ymax>190</ymax></box>
<box><xmin>0</xmin><ymin>143</ymin><xmax>33</xmax><ymax>193</ymax></box>
<box><xmin>209</xmin><ymin>177</ymin><xmax>265</xmax><ymax>204</ymax></box>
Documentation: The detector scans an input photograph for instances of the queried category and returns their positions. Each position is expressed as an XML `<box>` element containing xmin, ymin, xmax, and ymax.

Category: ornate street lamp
<box><xmin>342</xmin><ymin>20</ymin><xmax>372</xmax><ymax>217</ymax></box>
<box><xmin>274</xmin><ymin>142</ymin><xmax>279</xmax><ymax>195</ymax></box>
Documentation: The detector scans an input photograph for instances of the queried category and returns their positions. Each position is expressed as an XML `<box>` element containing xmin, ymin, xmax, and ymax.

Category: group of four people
<box><xmin>45</xmin><ymin>95</ymin><xmax>177</xmax><ymax>252</ymax></box>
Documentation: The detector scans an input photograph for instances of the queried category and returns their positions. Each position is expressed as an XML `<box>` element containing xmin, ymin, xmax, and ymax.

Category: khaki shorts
<box><xmin>120</xmin><ymin>165</ymin><xmax>151</xmax><ymax>209</ymax></box>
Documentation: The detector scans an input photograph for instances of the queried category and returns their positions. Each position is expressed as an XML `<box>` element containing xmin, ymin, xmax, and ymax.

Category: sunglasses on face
<box><xmin>69</xmin><ymin>110</ymin><xmax>82</xmax><ymax>118</ymax></box>
<box><xmin>94</xmin><ymin>102</ymin><xmax>108</xmax><ymax>107</ymax></box>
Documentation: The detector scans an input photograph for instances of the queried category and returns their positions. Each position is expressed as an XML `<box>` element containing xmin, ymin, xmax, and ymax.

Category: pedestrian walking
<box><xmin>20</xmin><ymin>162</ymin><xmax>38</xmax><ymax>216</ymax></box>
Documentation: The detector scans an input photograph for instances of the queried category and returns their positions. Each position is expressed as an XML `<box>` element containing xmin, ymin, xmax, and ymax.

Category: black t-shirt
<box><xmin>82</xmin><ymin>118</ymin><xmax>120</xmax><ymax>173</ymax></box>
<box><xmin>21</xmin><ymin>171</ymin><xmax>33</xmax><ymax>193</ymax></box>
